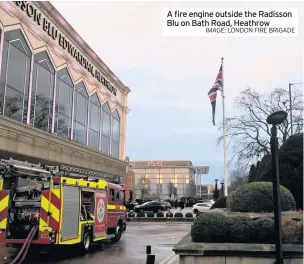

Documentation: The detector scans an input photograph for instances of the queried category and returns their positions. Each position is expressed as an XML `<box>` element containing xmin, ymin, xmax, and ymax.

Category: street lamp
<box><xmin>266</xmin><ymin>110</ymin><xmax>288</xmax><ymax>264</ymax></box>
<box><xmin>214</xmin><ymin>179</ymin><xmax>219</xmax><ymax>200</ymax></box>
<box><xmin>288</xmin><ymin>82</ymin><xmax>303</xmax><ymax>135</ymax></box>
<box><xmin>220</xmin><ymin>182</ymin><xmax>224</xmax><ymax>198</ymax></box>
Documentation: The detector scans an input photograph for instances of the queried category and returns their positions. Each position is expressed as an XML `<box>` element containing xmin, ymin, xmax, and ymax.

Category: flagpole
<box><xmin>221</xmin><ymin>57</ymin><xmax>228</xmax><ymax>197</ymax></box>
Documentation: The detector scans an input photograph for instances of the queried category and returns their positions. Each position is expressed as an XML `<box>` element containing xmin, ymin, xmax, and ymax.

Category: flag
<box><xmin>208</xmin><ymin>64</ymin><xmax>223</xmax><ymax>126</ymax></box>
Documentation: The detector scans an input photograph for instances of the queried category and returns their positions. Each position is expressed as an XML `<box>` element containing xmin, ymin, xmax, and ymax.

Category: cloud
<box><xmin>53</xmin><ymin>1</ymin><xmax>304</xmax><ymax>184</ymax></box>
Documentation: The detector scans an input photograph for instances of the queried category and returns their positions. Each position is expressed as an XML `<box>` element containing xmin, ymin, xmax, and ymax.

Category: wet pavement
<box><xmin>1</xmin><ymin>222</ymin><xmax>191</xmax><ymax>264</ymax></box>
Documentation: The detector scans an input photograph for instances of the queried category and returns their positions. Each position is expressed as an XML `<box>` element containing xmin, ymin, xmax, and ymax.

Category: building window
<box><xmin>88</xmin><ymin>93</ymin><xmax>101</xmax><ymax>150</ymax></box>
<box><xmin>54</xmin><ymin>68</ymin><xmax>74</xmax><ymax>139</ymax></box>
<box><xmin>0</xmin><ymin>30</ymin><xmax>32</xmax><ymax>123</ymax></box>
<box><xmin>111</xmin><ymin>109</ymin><xmax>120</xmax><ymax>158</ymax></box>
<box><xmin>73</xmin><ymin>81</ymin><xmax>88</xmax><ymax>145</ymax></box>
<box><xmin>101</xmin><ymin>102</ymin><xmax>111</xmax><ymax>155</ymax></box>
<box><xmin>30</xmin><ymin>51</ymin><xmax>55</xmax><ymax>132</ymax></box>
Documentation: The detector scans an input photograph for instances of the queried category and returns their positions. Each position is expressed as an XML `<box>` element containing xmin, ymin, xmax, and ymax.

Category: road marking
<box><xmin>159</xmin><ymin>253</ymin><xmax>178</xmax><ymax>264</ymax></box>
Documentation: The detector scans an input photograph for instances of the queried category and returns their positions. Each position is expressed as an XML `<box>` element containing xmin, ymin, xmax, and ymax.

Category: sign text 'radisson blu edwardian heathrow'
<box><xmin>14</xmin><ymin>1</ymin><xmax>117</xmax><ymax>96</ymax></box>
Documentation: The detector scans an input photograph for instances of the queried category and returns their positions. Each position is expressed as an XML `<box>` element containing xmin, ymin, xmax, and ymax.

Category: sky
<box><xmin>52</xmin><ymin>1</ymin><xmax>303</xmax><ymax>184</ymax></box>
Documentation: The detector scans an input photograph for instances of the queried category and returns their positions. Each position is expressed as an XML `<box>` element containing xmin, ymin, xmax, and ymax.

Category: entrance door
<box><xmin>94</xmin><ymin>191</ymin><xmax>107</xmax><ymax>238</ymax></box>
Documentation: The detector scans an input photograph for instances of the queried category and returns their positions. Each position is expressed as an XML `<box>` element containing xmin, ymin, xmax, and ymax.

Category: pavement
<box><xmin>1</xmin><ymin>221</ymin><xmax>191</xmax><ymax>264</ymax></box>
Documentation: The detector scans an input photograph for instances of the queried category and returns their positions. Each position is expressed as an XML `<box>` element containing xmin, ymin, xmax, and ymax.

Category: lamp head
<box><xmin>266</xmin><ymin>110</ymin><xmax>288</xmax><ymax>125</ymax></box>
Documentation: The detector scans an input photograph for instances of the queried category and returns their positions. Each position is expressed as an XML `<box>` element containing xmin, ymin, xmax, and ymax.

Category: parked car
<box><xmin>192</xmin><ymin>202</ymin><xmax>211</xmax><ymax>213</ymax></box>
<box><xmin>159</xmin><ymin>200</ymin><xmax>172</xmax><ymax>210</ymax></box>
<box><xmin>125</xmin><ymin>201</ymin><xmax>139</xmax><ymax>212</ymax></box>
<box><xmin>134</xmin><ymin>201</ymin><xmax>166</xmax><ymax>213</ymax></box>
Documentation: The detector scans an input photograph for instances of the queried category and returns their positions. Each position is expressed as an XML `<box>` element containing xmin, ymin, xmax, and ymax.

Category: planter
<box><xmin>173</xmin><ymin>233</ymin><xmax>303</xmax><ymax>264</ymax></box>
<box><xmin>127</xmin><ymin>217</ymin><xmax>195</xmax><ymax>222</ymax></box>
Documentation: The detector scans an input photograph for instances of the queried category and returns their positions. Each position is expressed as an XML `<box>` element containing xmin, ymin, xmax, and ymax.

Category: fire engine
<box><xmin>0</xmin><ymin>158</ymin><xmax>127</xmax><ymax>260</ymax></box>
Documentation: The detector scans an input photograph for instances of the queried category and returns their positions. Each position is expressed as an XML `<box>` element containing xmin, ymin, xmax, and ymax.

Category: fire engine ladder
<box><xmin>0</xmin><ymin>158</ymin><xmax>51</xmax><ymax>178</ymax></box>
<box><xmin>44</xmin><ymin>164</ymin><xmax>111</xmax><ymax>182</ymax></box>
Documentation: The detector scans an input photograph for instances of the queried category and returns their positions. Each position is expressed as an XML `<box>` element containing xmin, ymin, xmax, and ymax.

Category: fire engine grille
<box><xmin>61</xmin><ymin>185</ymin><xmax>80</xmax><ymax>240</ymax></box>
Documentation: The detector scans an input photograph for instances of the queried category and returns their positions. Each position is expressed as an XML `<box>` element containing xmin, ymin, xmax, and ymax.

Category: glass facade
<box><xmin>0</xmin><ymin>29</ymin><xmax>121</xmax><ymax>159</ymax></box>
<box><xmin>133</xmin><ymin>167</ymin><xmax>195</xmax><ymax>199</ymax></box>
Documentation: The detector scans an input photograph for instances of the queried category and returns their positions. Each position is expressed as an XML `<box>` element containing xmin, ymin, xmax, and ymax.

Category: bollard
<box><xmin>146</xmin><ymin>245</ymin><xmax>151</xmax><ymax>255</ymax></box>
<box><xmin>146</xmin><ymin>254</ymin><xmax>155</xmax><ymax>264</ymax></box>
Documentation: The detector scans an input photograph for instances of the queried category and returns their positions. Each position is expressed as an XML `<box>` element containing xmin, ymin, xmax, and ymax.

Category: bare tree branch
<box><xmin>217</xmin><ymin>87</ymin><xmax>303</xmax><ymax>165</ymax></box>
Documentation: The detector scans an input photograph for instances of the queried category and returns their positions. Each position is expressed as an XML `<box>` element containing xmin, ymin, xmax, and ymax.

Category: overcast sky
<box><xmin>52</xmin><ymin>1</ymin><xmax>303</xmax><ymax>184</ymax></box>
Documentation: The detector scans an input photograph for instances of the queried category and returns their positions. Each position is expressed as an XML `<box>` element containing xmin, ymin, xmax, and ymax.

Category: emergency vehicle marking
<box><xmin>97</xmin><ymin>199</ymin><xmax>105</xmax><ymax>223</ymax></box>
<box><xmin>0</xmin><ymin>191</ymin><xmax>9</xmax><ymax>229</ymax></box>
<box><xmin>39</xmin><ymin>189</ymin><xmax>61</xmax><ymax>232</ymax></box>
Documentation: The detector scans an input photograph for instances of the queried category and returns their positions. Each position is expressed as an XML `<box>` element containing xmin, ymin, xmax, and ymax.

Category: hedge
<box><xmin>136</xmin><ymin>212</ymin><xmax>145</xmax><ymax>217</ymax></box>
<box><xmin>227</xmin><ymin>182</ymin><xmax>296</xmax><ymax>213</ymax></box>
<box><xmin>146</xmin><ymin>212</ymin><xmax>154</xmax><ymax>217</ymax></box>
<box><xmin>191</xmin><ymin>213</ymin><xmax>230</xmax><ymax>242</ymax></box>
<box><xmin>185</xmin><ymin>212</ymin><xmax>193</xmax><ymax>218</ymax></box>
<box><xmin>191</xmin><ymin>212</ymin><xmax>302</xmax><ymax>244</ymax></box>
<box><xmin>174</xmin><ymin>212</ymin><xmax>183</xmax><ymax>217</ymax></box>
<box><xmin>166</xmin><ymin>212</ymin><xmax>173</xmax><ymax>217</ymax></box>
<box><xmin>128</xmin><ymin>212</ymin><xmax>135</xmax><ymax>217</ymax></box>
<box><xmin>156</xmin><ymin>212</ymin><xmax>164</xmax><ymax>217</ymax></box>
<box><xmin>210</xmin><ymin>196</ymin><xmax>227</xmax><ymax>209</ymax></box>
<box><xmin>257</xmin><ymin>133</ymin><xmax>303</xmax><ymax>209</ymax></box>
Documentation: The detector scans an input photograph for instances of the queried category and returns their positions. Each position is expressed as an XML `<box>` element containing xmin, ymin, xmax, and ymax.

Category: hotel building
<box><xmin>0</xmin><ymin>1</ymin><xmax>130</xmax><ymax>183</ymax></box>
<box><xmin>131</xmin><ymin>160</ymin><xmax>209</xmax><ymax>200</ymax></box>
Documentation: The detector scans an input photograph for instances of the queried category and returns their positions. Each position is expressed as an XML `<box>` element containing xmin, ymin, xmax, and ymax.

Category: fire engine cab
<box><xmin>0</xmin><ymin>158</ymin><xmax>127</xmax><ymax>255</ymax></box>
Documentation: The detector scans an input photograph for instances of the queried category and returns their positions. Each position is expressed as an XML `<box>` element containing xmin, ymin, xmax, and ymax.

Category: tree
<box><xmin>258</xmin><ymin>133</ymin><xmax>303</xmax><ymax>209</ymax></box>
<box><xmin>228</xmin><ymin>162</ymin><xmax>248</xmax><ymax>193</ymax></box>
<box><xmin>247</xmin><ymin>164</ymin><xmax>257</xmax><ymax>183</ymax></box>
<box><xmin>218</xmin><ymin>87</ymin><xmax>303</xmax><ymax>165</ymax></box>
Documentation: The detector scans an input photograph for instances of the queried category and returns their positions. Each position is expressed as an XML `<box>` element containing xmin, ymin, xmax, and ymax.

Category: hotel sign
<box><xmin>14</xmin><ymin>1</ymin><xmax>117</xmax><ymax>96</ymax></box>
<box><xmin>148</xmin><ymin>161</ymin><xmax>163</xmax><ymax>167</ymax></box>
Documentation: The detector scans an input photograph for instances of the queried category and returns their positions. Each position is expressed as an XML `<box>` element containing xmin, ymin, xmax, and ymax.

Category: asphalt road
<box><xmin>1</xmin><ymin>221</ymin><xmax>191</xmax><ymax>264</ymax></box>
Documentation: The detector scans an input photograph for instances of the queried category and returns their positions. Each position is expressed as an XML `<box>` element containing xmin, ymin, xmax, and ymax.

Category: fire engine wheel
<box><xmin>80</xmin><ymin>230</ymin><xmax>92</xmax><ymax>253</ymax></box>
<box><xmin>112</xmin><ymin>224</ymin><xmax>123</xmax><ymax>243</ymax></box>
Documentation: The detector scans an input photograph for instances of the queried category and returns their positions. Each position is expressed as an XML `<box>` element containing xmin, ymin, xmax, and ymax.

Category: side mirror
<box><xmin>123</xmin><ymin>190</ymin><xmax>126</xmax><ymax>205</ymax></box>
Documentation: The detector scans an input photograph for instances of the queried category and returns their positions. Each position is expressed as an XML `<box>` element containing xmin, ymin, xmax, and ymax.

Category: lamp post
<box><xmin>266</xmin><ymin>110</ymin><xmax>288</xmax><ymax>264</ymax></box>
<box><xmin>288</xmin><ymin>82</ymin><xmax>303</xmax><ymax>135</ymax></box>
<box><xmin>214</xmin><ymin>179</ymin><xmax>219</xmax><ymax>200</ymax></box>
<box><xmin>220</xmin><ymin>182</ymin><xmax>224</xmax><ymax>198</ymax></box>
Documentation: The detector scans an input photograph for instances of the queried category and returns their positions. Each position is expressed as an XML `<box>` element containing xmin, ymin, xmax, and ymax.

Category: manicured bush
<box><xmin>185</xmin><ymin>212</ymin><xmax>193</xmax><ymax>218</ymax></box>
<box><xmin>166</xmin><ymin>212</ymin><xmax>173</xmax><ymax>217</ymax></box>
<box><xmin>210</xmin><ymin>196</ymin><xmax>227</xmax><ymax>209</ymax></box>
<box><xmin>258</xmin><ymin>133</ymin><xmax>303</xmax><ymax>209</ymax></box>
<box><xmin>174</xmin><ymin>212</ymin><xmax>183</xmax><ymax>218</ymax></box>
<box><xmin>156</xmin><ymin>212</ymin><xmax>164</xmax><ymax>217</ymax></box>
<box><xmin>191</xmin><ymin>213</ymin><xmax>230</xmax><ymax>242</ymax></box>
<box><xmin>128</xmin><ymin>211</ymin><xmax>135</xmax><ymax>217</ymax></box>
<box><xmin>191</xmin><ymin>213</ymin><xmax>302</xmax><ymax>244</ymax></box>
<box><xmin>228</xmin><ymin>216</ymin><xmax>255</xmax><ymax>243</ymax></box>
<box><xmin>227</xmin><ymin>182</ymin><xmax>296</xmax><ymax>213</ymax></box>
<box><xmin>136</xmin><ymin>212</ymin><xmax>145</xmax><ymax>217</ymax></box>
<box><xmin>252</xmin><ymin>218</ymin><xmax>275</xmax><ymax>243</ymax></box>
<box><xmin>282</xmin><ymin>216</ymin><xmax>303</xmax><ymax>244</ymax></box>
<box><xmin>146</xmin><ymin>212</ymin><xmax>154</xmax><ymax>217</ymax></box>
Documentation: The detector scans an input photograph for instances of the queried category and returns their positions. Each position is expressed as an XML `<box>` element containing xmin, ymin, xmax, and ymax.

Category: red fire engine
<box><xmin>0</xmin><ymin>159</ymin><xmax>127</xmax><ymax>262</ymax></box>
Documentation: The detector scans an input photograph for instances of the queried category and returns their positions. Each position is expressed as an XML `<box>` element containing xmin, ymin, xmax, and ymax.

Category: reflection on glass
<box><xmin>73</xmin><ymin>82</ymin><xmax>88</xmax><ymax>145</ymax></box>
<box><xmin>54</xmin><ymin>70</ymin><xmax>73</xmax><ymax>139</ymax></box>
<box><xmin>0</xmin><ymin>30</ymin><xmax>31</xmax><ymax>123</ymax></box>
<box><xmin>111</xmin><ymin>110</ymin><xmax>120</xmax><ymax>158</ymax></box>
<box><xmin>31</xmin><ymin>53</ymin><xmax>55</xmax><ymax>132</ymax></box>
<box><xmin>101</xmin><ymin>103</ymin><xmax>111</xmax><ymax>155</ymax></box>
<box><xmin>88</xmin><ymin>94</ymin><xmax>101</xmax><ymax>150</ymax></box>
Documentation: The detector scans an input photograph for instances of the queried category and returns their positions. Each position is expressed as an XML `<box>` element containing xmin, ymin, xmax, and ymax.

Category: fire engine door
<box><xmin>94</xmin><ymin>191</ymin><xmax>107</xmax><ymax>238</ymax></box>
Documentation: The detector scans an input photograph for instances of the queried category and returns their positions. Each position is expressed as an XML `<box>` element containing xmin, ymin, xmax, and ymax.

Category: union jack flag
<box><xmin>208</xmin><ymin>64</ymin><xmax>223</xmax><ymax>126</ymax></box>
